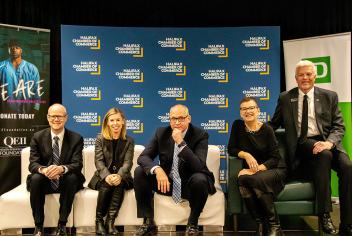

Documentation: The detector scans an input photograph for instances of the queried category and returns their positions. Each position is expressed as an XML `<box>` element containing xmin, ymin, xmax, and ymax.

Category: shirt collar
<box><xmin>299</xmin><ymin>86</ymin><xmax>314</xmax><ymax>99</ymax></box>
<box><xmin>51</xmin><ymin>129</ymin><xmax>65</xmax><ymax>141</ymax></box>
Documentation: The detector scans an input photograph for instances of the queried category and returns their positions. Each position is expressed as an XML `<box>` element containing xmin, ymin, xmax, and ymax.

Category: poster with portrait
<box><xmin>0</xmin><ymin>23</ymin><xmax>50</xmax><ymax>194</ymax></box>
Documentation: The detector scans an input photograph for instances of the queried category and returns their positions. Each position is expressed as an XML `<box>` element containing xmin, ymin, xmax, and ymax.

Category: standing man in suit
<box><xmin>27</xmin><ymin>104</ymin><xmax>85</xmax><ymax>236</ymax></box>
<box><xmin>269</xmin><ymin>60</ymin><xmax>352</xmax><ymax>235</ymax></box>
<box><xmin>134</xmin><ymin>104</ymin><xmax>216</xmax><ymax>236</ymax></box>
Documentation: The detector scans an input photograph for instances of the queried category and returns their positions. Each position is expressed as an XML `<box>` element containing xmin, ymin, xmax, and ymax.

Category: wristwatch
<box><xmin>178</xmin><ymin>140</ymin><xmax>187</xmax><ymax>148</ymax></box>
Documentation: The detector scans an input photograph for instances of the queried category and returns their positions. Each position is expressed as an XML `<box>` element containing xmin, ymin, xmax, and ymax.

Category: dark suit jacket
<box><xmin>269</xmin><ymin>86</ymin><xmax>346</xmax><ymax>171</ymax></box>
<box><xmin>88</xmin><ymin>134</ymin><xmax>134</xmax><ymax>190</ymax></box>
<box><xmin>27</xmin><ymin>128</ymin><xmax>85</xmax><ymax>190</ymax></box>
<box><xmin>137</xmin><ymin>124</ymin><xmax>216</xmax><ymax>194</ymax></box>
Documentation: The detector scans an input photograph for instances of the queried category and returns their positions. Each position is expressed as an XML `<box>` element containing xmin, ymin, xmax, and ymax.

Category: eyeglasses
<box><xmin>240</xmin><ymin>106</ymin><xmax>257</xmax><ymax>112</ymax></box>
<box><xmin>170</xmin><ymin>115</ymin><xmax>188</xmax><ymax>123</ymax></box>
<box><xmin>47</xmin><ymin>115</ymin><xmax>66</xmax><ymax>121</ymax></box>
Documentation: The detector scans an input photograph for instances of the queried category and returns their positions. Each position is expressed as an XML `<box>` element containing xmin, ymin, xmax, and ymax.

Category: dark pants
<box><xmin>29</xmin><ymin>172</ymin><xmax>81</xmax><ymax>226</ymax></box>
<box><xmin>295</xmin><ymin>137</ymin><xmax>352</xmax><ymax>224</ymax></box>
<box><xmin>134</xmin><ymin>166</ymin><xmax>210</xmax><ymax>225</ymax></box>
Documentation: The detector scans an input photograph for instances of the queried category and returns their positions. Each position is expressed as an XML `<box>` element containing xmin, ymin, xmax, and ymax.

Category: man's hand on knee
<box><xmin>313</xmin><ymin>141</ymin><xmax>334</xmax><ymax>154</ymax></box>
<box><xmin>154</xmin><ymin>167</ymin><xmax>170</xmax><ymax>193</ymax></box>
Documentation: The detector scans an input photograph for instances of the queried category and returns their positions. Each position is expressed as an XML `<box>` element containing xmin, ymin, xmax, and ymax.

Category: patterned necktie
<box><xmin>299</xmin><ymin>94</ymin><xmax>308</xmax><ymax>143</ymax></box>
<box><xmin>171</xmin><ymin>145</ymin><xmax>182</xmax><ymax>204</ymax></box>
<box><xmin>51</xmin><ymin>136</ymin><xmax>60</xmax><ymax>190</ymax></box>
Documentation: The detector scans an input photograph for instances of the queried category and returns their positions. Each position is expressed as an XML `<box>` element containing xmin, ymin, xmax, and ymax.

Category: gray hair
<box><xmin>295</xmin><ymin>60</ymin><xmax>317</xmax><ymax>76</ymax></box>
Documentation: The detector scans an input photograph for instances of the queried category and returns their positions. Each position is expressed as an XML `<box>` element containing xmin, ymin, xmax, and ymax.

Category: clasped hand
<box><xmin>42</xmin><ymin>165</ymin><xmax>64</xmax><ymax>180</ymax></box>
<box><xmin>244</xmin><ymin>153</ymin><xmax>259</xmax><ymax>172</ymax></box>
<box><xmin>105</xmin><ymin>174</ymin><xmax>122</xmax><ymax>186</ymax></box>
<box><xmin>313</xmin><ymin>141</ymin><xmax>333</xmax><ymax>155</ymax></box>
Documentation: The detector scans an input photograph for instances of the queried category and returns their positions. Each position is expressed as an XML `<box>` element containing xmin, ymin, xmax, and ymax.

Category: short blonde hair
<box><xmin>295</xmin><ymin>60</ymin><xmax>317</xmax><ymax>76</ymax></box>
<box><xmin>101</xmin><ymin>108</ymin><xmax>127</xmax><ymax>140</ymax></box>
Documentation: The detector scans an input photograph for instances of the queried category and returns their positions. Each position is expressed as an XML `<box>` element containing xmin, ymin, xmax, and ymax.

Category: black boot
<box><xmin>258</xmin><ymin>194</ymin><xmax>283</xmax><ymax>236</ymax></box>
<box><xmin>243</xmin><ymin>196</ymin><xmax>265</xmax><ymax>236</ymax></box>
<box><xmin>105</xmin><ymin>186</ymin><xmax>124</xmax><ymax>235</ymax></box>
<box><xmin>95</xmin><ymin>186</ymin><xmax>111</xmax><ymax>235</ymax></box>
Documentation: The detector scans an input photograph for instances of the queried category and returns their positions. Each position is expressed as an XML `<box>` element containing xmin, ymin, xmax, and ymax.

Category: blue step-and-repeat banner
<box><xmin>61</xmin><ymin>26</ymin><xmax>280</xmax><ymax>189</ymax></box>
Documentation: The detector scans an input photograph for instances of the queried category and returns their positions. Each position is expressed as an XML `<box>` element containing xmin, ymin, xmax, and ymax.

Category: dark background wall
<box><xmin>0</xmin><ymin>0</ymin><xmax>351</xmax><ymax>104</ymax></box>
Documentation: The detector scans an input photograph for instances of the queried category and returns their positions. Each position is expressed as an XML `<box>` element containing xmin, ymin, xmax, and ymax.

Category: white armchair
<box><xmin>72</xmin><ymin>145</ymin><xmax>144</xmax><ymax>233</ymax></box>
<box><xmin>153</xmin><ymin>145</ymin><xmax>225</xmax><ymax>231</ymax></box>
<box><xmin>0</xmin><ymin>147</ymin><xmax>74</xmax><ymax>234</ymax></box>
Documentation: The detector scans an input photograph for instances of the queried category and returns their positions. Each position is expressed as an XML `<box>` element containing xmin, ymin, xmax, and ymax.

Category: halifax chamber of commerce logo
<box><xmin>304</xmin><ymin>56</ymin><xmax>331</xmax><ymax>84</ymax></box>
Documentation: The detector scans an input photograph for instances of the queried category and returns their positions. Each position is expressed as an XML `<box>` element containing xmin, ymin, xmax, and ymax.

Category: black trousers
<box><xmin>295</xmin><ymin>137</ymin><xmax>352</xmax><ymax>225</ymax></box>
<box><xmin>29</xmin><ymin>172</ymin><xmax>81</xmax><ymax>226</ymax></box>
<box><xmin>134</xmin><ymin>166</ymin><xmax>210</xmax><ymax>225</ymax></box>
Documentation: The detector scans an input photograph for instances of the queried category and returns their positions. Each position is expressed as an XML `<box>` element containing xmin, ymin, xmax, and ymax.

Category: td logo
<box><xmin>303</xmin><ymin>56</ymin><xmax>331</xmax><ymax>83</ymax></box>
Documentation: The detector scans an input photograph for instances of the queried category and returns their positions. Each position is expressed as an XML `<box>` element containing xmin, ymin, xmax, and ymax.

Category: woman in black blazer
<box><xmin>88</xmin><ymin>108</ymin><xmax>134</xmax><ymax>235</ymax></box>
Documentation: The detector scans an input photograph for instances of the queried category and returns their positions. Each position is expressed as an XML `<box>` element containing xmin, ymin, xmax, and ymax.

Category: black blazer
<box><xmin>27</xmin><ymin>128</ymin><xmax>85</xmax><ymax>190</ymax></box>
<box><xmin>269</xmin><ymin>86</ymin><xmax>346</xmax><ymax>170</ymax></box>
<box><xmin>138</xmin><ymin>123</ymin><xmax>216</xmax><ymax>194</ymax></box>
<box><xmin>88</xmin><ymin>134</ymin><xmax>134</xmax><ymax>190</ymax></box>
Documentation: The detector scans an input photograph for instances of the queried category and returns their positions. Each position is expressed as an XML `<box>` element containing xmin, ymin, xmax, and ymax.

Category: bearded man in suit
<box><xmin>269</xmin><ymin>60</ymin><xmax>352</xmax><ymax>236</ymax></box>
<box><xmin>27</xmin><ymin>104</ymin><xmax>85</xmax><ymax>236</ymax></box>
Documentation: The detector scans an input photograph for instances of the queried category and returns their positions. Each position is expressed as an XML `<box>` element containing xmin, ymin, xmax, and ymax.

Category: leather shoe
<box><xmin>319</xmin><ymin>213</ymin><xmax>338</xmax><ymax>235</ymax></box>
<box><xmin>185</xmin><ymin>224</ymin><xmax>199</xmax><ymax>236</ymax></box>
<box><xmin>33</xmin><ymin>226</ymin><xmax>44</xmax><ymax>236</ymax></box>
<box><xmin>134</xmin><ymin>219</ymin><xmax>157</xmax><ymax>236</ymax></box>
<box><xmin>340</xmin><ymin>224</ymin><xmax>352</xmax><ymax>236</ymax></box>
<box><xmin>55</xmin><ymin>224</ymin><xmax>67</xmax><ymax>236</ymax></box>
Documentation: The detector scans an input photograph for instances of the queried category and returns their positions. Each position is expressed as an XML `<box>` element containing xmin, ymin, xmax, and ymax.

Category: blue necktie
<box><xmin>51</xmin><ymin>136</ymin><xmax>60</xmax><ymax>190</ymax></box>
<box><xmin>171</xmin><ymin>145</ymin><xmax>182</xmax><ymax>204</ymax></box>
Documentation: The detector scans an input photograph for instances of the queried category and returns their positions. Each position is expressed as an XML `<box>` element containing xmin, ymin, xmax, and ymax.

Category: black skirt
<box><xmin>238</xmin><ymin>168</ymin><xmax>286</xmax><ymax>197</ymax></box>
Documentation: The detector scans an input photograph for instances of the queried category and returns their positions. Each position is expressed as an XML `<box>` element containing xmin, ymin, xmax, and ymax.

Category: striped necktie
<box><xmin>51</xmin><ymin>136</ymin><xmax>60</xmax><ymax>190</ymax></box>
<box><xmin>171</xmin><ymin>145</ymin><xmax>182</xmax><ymax>204</ymax></box>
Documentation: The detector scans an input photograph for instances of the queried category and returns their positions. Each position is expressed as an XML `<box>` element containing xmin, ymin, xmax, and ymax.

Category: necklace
<box><xmin>245</xmin><ymin>122</ymin><xmax>261</xmax><ymax>134</ymax></box>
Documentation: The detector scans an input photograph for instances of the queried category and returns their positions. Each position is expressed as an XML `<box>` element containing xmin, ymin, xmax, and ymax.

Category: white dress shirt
<box><xmin>297</xmin><ymin>88</ymin><xmax>320</xmax><ymax>137</ymax></box>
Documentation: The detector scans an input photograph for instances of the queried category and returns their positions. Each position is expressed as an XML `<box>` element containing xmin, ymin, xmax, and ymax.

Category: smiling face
<box><xmin>295</xmin><ymin>65</ymin><xmax>316</xmax><ymax>94</ymax></box>
<box><xmin>107</xmin><ymin>113</ymin><xmax>125</xmax><ymax>138</ymax></box>
<box><xmin>240</xmin><ymin>100</ymin><xmax>260</xmax><ymax>123</ymax></box>
<box><xmin>47</xmin><ymin>104</ymin><xmax>67</xmax><ymax>134</ymax></box>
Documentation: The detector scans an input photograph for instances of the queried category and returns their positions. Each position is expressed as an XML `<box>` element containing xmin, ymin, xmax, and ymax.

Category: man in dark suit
<box><xmin>269</xmin><ymin>60</ymin><xmax>352</xmax><ymax>236</ymax></box>
<box><xmin>134</xmin><ymin>104</ymin><xmax>216</xmax><ymax>236</ymax></box>
<box><xmin>27</xmin><ymin>104</ymin><xmax>85</xmax><ymax>236</ymax></box>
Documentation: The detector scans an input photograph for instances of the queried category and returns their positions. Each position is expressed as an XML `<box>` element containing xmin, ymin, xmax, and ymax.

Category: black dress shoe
<box><xmin>319</xmin><ymin>213</ymin><xmax>338</xmax><ymax>235</ymax></box>
<box><xmin>33</xmin><ymin>226</ymin><xmax>44</xmax><ymax>236</ymax></box>
<box><xmin>134</xmin><ymin>223</ymin><xmax>157</xmax><ymax>236</ymax></box>
<box><xmin>340</xmin><ymin>224</ymin><xmax>352</xmax><ymax>236</ymax></box>
<box><xmin>55</xmin><ymin>224</ymin><xmax>67</xmax><ymax>236</ymax></box>
<box><xmin>185</xmin><ymin>224</ymin><xmax>200</xmax><ymax>236</ymax></box>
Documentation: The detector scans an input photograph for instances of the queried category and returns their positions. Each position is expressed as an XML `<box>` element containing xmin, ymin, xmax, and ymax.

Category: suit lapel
<box><xmin>167</xmin><ymin>128</ymin><xmax>176</xmax><ymax>161</ymax></box>
<box><xmin>290</xmin><ymin>88</ymin><xmax>299</xmax><ymax>134</ymax></box>
<box><xmin>60</xmin><ymin>129</ymin><xmax>69</xmax><ymax>164</ymax></box>
<box><xmin>104</xmin><ymin>139</ymin><xmax>113</xmax><ymax>167</ymax></box>
<box><xmin>44</xmin><ymin>129</ymin><xmax>54</xmax><ymax>164</ymax></box>
<box><xmin>314</xmin><ymin>88</ymin><xmax>324</xmax><ymax>134</ymax></box>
